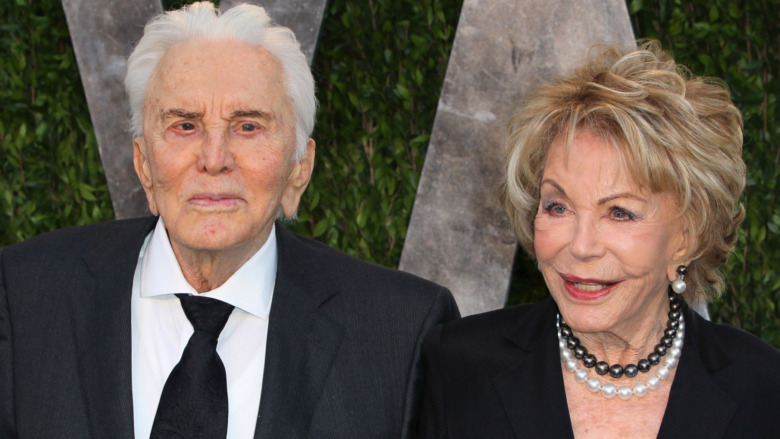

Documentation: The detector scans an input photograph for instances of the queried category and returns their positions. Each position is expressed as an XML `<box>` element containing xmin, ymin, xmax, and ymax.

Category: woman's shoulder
<box><xmin>693</xmin><ymin>311</ymin><xmax>780</xmax><ymax>366</ymax></box>
<box><xmin>688</xmin><ymin>309</ymin><xmax>780</xmax><ymax>397</ymax></box>
<box><xmin>686</xmin><ymin>310</ymin><xmax>780</xmax><ymax>435</ymax></box>
<box><xmin>423</xmin><ymin>298</ymin><xmax>555</xmax><ymax>372</ymax></box>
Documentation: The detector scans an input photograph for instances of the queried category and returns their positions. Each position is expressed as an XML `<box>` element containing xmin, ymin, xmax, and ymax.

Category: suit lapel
<box><xmin>254</xmin><ymin>225</ymin><xmax>345</xmax><ymax>438</ymax></box>
<box><xmin>658</xmin><ymin>308</ymin><xmax>736</xmax><ymax>438</ymax></box>
<box><xmin>491</xmin><ymin>299</ymin><xmax>575</xmax><ymax>439</ymax></box>
<box><xmin>66</xmin><ymin>217</ymin><xmax>157</xmax><ymax>439</ymax></box>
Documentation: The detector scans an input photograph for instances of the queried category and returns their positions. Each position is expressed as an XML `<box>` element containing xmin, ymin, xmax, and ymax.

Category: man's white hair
<box><xmin>124</xmin><ymin>1</ymin><xmax>315</xmax><ymax>161</ymax></box>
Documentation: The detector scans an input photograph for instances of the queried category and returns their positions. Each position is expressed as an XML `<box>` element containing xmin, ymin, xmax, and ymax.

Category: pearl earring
<box><xmin>671</xmin><ymin>265</ymin><xmax>687</xmax><ymax>294</ymax></box>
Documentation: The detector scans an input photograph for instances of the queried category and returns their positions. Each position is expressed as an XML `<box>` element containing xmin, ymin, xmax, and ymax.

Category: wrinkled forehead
<box><xmin>145</xmin><ymin>38</ymin><xmax>288</xmax><ymax>107</ymax></box>
<box><xmin>141</xmin><ymin>39</ymin><xmax>294</xmax><ymax>129</ymax></box>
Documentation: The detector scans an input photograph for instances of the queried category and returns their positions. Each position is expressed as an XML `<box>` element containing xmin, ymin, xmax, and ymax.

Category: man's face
<box><xmin>133</xmin><ymin>39</ymin><xmax>314</xmax><ymax>258</ymax></box>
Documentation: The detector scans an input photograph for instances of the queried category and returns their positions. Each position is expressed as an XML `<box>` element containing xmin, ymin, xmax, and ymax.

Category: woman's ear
<box><xmin>667</xmin><ymin>225</ymin><xmax>692</xmax><ymax>281</ymax></box>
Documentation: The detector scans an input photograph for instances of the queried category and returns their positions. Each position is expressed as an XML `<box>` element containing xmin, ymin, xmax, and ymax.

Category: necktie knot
<box><xmin>176</xmin><ymin>293</ymin><xmax>235</xmax><ymax>338</ymax></box>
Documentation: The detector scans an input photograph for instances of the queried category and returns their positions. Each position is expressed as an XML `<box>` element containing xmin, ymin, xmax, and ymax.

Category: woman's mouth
<box><xmin>561</xmin><ymin>275</ymin><xmax>620</xmax><ymax>300</ymax></box>
<box><xmin>571</xmin><ymin>282</ymin><xmax>610</xmax><ymax>291</ymax></box>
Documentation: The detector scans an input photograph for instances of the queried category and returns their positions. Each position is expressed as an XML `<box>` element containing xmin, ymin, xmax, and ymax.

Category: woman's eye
<box><xmin>610</xmin><ymin>207</ymin><xmax>636</xmax><ymax>221</ymax></box>
<box><xmin>543</xmin><ymin>202</ymin><xmax>567</xmax><ymax>216</ymax></box>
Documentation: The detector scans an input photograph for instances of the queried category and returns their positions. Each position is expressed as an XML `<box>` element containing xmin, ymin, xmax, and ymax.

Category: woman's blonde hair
<box><xmin>499</xmin><ymin>41</ymin><xmax>745</xmax><ymax>303</ymax></box>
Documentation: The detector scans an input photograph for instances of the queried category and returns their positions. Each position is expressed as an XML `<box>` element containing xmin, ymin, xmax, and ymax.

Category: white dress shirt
<box><xmin>131</xmin><ymin>217</ymin><xmax>275</xmax><ymax>439</ymax></box>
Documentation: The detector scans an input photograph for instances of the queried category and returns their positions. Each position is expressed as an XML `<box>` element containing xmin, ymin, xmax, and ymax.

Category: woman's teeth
<box><xmin>573</xmin><ymin>282</ymin><xmax>608</xmax><ymax>291</ymax></box>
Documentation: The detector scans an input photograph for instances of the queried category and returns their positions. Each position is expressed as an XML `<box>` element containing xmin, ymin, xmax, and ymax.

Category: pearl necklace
<box><xmin>556</xmin><ymin>294</ymin><xmax>685</xmax><ymax>400</ymax></box>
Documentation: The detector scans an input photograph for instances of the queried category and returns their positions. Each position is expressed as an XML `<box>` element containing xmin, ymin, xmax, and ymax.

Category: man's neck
<box><xmin>169</xmin><ymin>231</ymin><xmax>271</xmax><ymax>293</ymax></box>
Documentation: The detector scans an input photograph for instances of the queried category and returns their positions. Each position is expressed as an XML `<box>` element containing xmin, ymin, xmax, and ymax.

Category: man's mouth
<box><xmin>189</xmin><ymin>193</ymin><xmax>242</xmax><ymax>207</ymax></box>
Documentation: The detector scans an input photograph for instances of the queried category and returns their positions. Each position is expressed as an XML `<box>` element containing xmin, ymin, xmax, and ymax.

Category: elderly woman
<box><xmin>419</xmin><ymin>42</ymin><xmax>780</xmax><ymax>438</ymax></box>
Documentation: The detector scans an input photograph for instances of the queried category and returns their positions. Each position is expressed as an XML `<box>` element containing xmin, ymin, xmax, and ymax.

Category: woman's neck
<box><xmin>571</xmin><ymin>297</ymin><xmax>670</xmax><ymax>366</ymax></box>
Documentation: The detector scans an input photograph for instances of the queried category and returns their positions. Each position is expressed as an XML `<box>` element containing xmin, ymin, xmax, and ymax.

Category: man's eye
<box><xmin>239</xmin><ymin>123</ymin><xmax>257</xmax><ymax>132</ymax></box>
<box><xmin>177</xmin><ymin>122</ymin><xmax>196</xmax><ymax>131</ymax></box>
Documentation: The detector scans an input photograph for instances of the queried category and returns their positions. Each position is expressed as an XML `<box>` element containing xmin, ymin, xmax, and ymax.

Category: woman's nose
<box><xmin>569</xmin><ymin>216</ymin><xmax>605</xmax><ymax>260</ymax></box>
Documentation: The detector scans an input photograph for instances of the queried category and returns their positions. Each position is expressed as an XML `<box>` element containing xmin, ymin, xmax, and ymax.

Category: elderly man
<box><xmin>0</xmin><ymin>2</ymin><xmax>458</xmax><ymax>438</ymax></box>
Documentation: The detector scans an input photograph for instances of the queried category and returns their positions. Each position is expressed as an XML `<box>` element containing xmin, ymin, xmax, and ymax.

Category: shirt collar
<box><xmin>140</xmin><ymin>217</ymin><xmax>276</xmax><ymax>319</ymax></box>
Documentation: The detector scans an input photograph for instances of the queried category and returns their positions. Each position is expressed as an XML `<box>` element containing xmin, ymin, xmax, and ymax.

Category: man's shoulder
<box><xmin>2</xmin><ymin>216</ymin><xmax>156</xmax><ymax>261</ymax></box>
<box><xmin>275</xmin><ymin>225</ymin><xmax>459</xmax><ymax>328</ymax></box>
<box><xmin>276</xmin><ymin>224</ymin><xmax>448</xmax><ymax>295</ymax></box>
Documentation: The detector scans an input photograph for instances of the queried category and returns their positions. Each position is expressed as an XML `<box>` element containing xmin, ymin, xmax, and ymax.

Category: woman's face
<box><xmin>534</xmin><ymin>131</ymin><xmax>688</xmax><ymax>335</ymax></box>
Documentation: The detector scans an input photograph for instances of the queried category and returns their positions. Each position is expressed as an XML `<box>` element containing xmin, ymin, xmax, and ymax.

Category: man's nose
<box><xmin>197</xmin><ymin>130</ymin><xmax>236</xmax><ymax>174</ymax></box>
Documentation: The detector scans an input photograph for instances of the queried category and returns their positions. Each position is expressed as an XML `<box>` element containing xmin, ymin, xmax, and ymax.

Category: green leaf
<box><xmin>312</xmin><ymin>218</ymin><xmax>329</xmax><ymax>238</ymax></box>
<box><xmin>708</xmin><ymin>5</ymin><xmax>719</xmax><ymax>21</ymax></box>
<box><xmin>356</xmin><ymin>208</ymin><xmax>368</xmax><ymax>228</ymax></box>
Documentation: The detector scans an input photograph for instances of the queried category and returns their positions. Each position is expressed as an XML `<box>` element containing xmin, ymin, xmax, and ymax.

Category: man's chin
<box><xmin>172</xmin><ymin>223</ymin><xmax>271</xmax><ymax>255</ymax></box>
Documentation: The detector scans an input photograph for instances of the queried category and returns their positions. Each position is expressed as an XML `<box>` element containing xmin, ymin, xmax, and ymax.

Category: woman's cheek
<box><xmin>534</xmin><ymin>217</ymin><xmax>563</xmax><ymax>260</ymax></box>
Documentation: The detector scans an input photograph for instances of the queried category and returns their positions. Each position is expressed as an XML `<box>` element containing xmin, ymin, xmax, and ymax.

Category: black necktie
<box><xmin>150</xmin><ymin>294</ymin><xmax>235</xmax><ymax>439</ymax></box>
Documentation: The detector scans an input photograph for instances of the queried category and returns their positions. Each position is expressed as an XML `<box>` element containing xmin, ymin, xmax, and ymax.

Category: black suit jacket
<box><xmin>420</xmin><ymin>297</ymin><xmax>780</xmax><ymax>438</ymax></box>
<box><xmin>0</xmin><ymin>216</ymin><xmax>459</xmax><ymax>438</ymax></box>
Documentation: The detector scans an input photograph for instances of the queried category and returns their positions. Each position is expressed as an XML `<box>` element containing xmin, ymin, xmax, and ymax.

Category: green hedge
<box><xmin>2</xmin><ymin>0</ymin><xmax>777</xmax><ymax>347</ymax></box>
<box><xmin>1</xmin><ymin>0</ymin><xmax>113</xmax><ymax>244</ymax></box>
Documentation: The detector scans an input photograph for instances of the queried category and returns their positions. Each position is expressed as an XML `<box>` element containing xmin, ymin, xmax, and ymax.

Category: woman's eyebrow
<box><xmin>597</xmin><ymin>193</ymin><xmax>647</xmax><ymax>205</ymax></box>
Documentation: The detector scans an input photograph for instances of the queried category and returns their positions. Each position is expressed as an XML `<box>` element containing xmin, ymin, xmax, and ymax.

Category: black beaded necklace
<box><xmin>557</xmin><ymin>290</ymin><xmax>683</xmax><ymax>379</ymax></box>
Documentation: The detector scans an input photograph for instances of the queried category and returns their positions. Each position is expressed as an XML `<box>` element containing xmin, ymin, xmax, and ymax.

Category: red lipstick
<box><xmin>560</xmin><ymin>274</ymin><xmax>620</xmax><ymax>301</ymax></box>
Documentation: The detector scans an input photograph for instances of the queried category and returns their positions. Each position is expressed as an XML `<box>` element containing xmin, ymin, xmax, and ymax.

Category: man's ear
<box><xmin>281</xmin><ymin>138</ymin><xmax>316</xmax><ymax>218</ymax></box>
<box><xmin>133</xmin><ymin>137</ymin><xmax>159</xmax><ymax>215</ymax></box>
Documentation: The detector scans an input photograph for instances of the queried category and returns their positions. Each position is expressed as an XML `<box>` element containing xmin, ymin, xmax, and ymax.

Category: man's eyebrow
<box><xmin>162</xmin><ymin>108</ymin><xmax>202</xmax><ymax>119</ymax></box>
<box><xmin>231</xmin><ymin>109</ymin><xmax>271</xmax><ymax>120</ymax></box>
